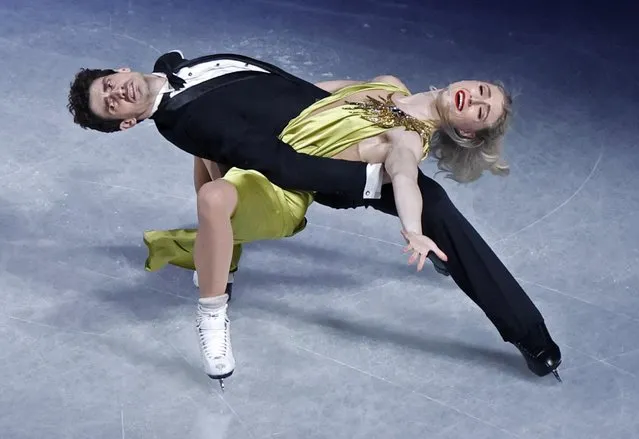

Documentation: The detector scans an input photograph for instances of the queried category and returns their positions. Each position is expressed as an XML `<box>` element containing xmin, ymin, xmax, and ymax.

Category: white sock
<box><xmin>193</xmin><ymin>272</ymin><xmax>234</xmax><ymax>288</ymax></box>
<box><xmin>198</xmin><ymin>294</ymin><xmax>229</xmax><ymax>312</ymax></box>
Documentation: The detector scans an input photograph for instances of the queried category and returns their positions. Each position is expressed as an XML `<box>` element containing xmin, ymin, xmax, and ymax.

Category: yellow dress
<box><xmin>143</xmin><ymin>81</ymin><xmax>435</xmax><ymax>273</ymax></box>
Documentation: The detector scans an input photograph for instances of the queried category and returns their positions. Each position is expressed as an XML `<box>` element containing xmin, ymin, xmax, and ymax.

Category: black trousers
<box><xmin>314</xmin><ymin>170</ymin><xmax>545</xmax><ymax>343</ymax></box>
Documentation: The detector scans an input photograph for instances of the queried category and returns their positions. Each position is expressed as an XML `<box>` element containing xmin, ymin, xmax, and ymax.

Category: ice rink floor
<box><xmin>1</xmin><ymin>1</ymin><xmax>638</xmax><ymax>438</ymax></box>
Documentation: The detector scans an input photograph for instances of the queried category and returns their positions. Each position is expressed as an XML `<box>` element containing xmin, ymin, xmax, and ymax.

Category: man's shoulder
<box><xmin>165</xmin><ymin>49</ymin><xmax>184</xmax><ymax>58</ymax></box>
<box><xmin>153</xmin><ymin>51</ymin><xmax>251</xmax><ymax>67</ymax></box>
<box><xmin>153</xmin><ymin>50</ymin><xmax>186</xmax><ymax>72</ymax></box>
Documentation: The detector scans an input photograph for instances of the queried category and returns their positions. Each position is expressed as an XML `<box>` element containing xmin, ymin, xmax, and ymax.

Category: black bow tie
<box><xmin>155</xmin><ymin>59</ymin><xmax>186</xmax><ymax>90</ymax></box>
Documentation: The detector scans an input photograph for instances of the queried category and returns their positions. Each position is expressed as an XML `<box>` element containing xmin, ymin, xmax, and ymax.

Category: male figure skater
<box><xmin>67</xmin><ymin>50</ymin><xmax>562</xmax><ymax>388</ymax></box>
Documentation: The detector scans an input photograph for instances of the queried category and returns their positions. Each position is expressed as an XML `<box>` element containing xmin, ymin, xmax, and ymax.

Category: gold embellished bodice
<box><xmin>344</xmin><ymin>92</ymin><xmax>437</xmax><ymax>157</ymax></box>
<box><xmin>278</xmin><ymin>82</ymin><xmax>435</xmax><ymax>160</ymax></box>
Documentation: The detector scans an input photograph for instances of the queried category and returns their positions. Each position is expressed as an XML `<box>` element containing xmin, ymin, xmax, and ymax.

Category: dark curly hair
<box><xmin>67</xmin><ymin>68</ymin><xmax>123</xmax><ymax>133</ymax></box>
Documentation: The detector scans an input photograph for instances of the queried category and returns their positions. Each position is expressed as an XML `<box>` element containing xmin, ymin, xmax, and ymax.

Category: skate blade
<box><xmin>207</xmin><ymin>372</ymin><xmax>233</xmax><ymax>392</ymax></box>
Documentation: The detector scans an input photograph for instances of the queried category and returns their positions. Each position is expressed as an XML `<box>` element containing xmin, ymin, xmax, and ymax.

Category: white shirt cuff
<box><xmin>363</xmin><ymin>163</ymin><xmax>383</xmax><ymax>199</ymax></box>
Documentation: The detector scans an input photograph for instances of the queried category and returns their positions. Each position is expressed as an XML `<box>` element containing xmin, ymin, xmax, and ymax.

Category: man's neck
<box><xmin>148</xmin><ymin>73</ymin><xmax>168</xmax><ymax>96</ymax></box>
<box><xmin>141</xmin><ymin>73</ymin><xmax>169</xmax><ymax>119</ymax></box>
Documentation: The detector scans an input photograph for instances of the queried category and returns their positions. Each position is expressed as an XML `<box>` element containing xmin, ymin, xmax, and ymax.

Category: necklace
<box><xmin>345</xmin><ymin>92</ymin><xmax>436</xmax><ymax>155</ymax></box>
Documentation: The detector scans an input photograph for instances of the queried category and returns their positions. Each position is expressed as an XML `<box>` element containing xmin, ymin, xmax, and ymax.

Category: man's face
<box><xmin>88</xmin><ymin>68</ymin><xmax>155</xmax><ymax>130</ymax></box>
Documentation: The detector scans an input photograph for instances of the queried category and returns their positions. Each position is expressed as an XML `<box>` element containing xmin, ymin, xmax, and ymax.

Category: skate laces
<box><xmin>197</xmin><ymin>305</ymin><xmax>230</xmax><ymax>360</ymax></box>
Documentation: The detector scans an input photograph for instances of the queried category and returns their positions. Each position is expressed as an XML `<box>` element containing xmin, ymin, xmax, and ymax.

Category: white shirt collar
<box><xmin>148</xmin><ymin>58</ymin><xmax>270</xmax><ymax>118</ymax></box>
<box><xmin>149</xmin><ymin>73</ymin><xmax>173</xmax><ymax>116</ymax></box>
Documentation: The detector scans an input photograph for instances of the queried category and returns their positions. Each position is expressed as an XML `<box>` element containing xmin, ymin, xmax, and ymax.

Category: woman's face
<box><xmin>438</xmin><ymin>80</ymin><xmax>505</xmax><ymax>135</ymax></box>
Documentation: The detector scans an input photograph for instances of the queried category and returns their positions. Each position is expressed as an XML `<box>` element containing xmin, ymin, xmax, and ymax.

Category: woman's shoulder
<box><xmin>370</xmin><ymin>75</ymin><xmax>410</xmax><ymax>93</ymax></box>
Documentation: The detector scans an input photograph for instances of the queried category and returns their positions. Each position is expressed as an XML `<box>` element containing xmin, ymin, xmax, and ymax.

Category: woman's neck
<box><xmin>391</xmin><ymin>89</ymin><xmax>442</xmax><ymax>122</ymax></box>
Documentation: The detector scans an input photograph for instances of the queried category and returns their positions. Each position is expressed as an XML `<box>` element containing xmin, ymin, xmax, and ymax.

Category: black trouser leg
<box><xmin>315</xmin><ymin>170</ymin><xmax>545</xmax><ymax>342</ymax></box>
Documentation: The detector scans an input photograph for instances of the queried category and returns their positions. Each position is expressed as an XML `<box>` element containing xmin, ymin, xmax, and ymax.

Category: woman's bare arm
<box><xmin>314</xmin><ymin>80</ymin><xmax>363</xmax><ymax>93</ymax></box>
<box><xmin>383</xmin><ymin>129</ymin><xmax>424</xmax><ymax>234</ymax></box>
<box><xmin>383</xmin><ymin>129</ymin><xmax>448</xmax><ymax>268</ymax></box>
<box><xmin>314</xmin><ymin>75</ymin><xmax>408</xmax><ymax>94</ymax></box>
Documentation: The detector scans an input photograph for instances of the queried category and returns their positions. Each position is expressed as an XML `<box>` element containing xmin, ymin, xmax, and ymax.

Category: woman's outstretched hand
<box><xmin>400</xmin><ymin>230</ymin><xmax>448</xmax><ymax>272</ymax></box>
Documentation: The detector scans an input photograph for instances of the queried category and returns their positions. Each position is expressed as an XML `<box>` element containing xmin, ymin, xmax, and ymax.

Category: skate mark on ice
<box><xmin>294</xmin><ymin>344</ymin><xmax>521</xmax><ymax>438</ymax></box>
<box><xmin>309</xmin><ymin>223</ymin><xmax>402</xmax><ymax>247</ymax></box>
<box><xmin>516</xmin><ymin>276</ymin><xmax>639</xmax><ymax>322</ymax></box>
<box><xmin>4</xmin><ymin>313</ymin><xmax>108</xmax><ymax>337</ymax></box>
<box><xmin>53</xmin><ymin>176</ymin><xmax>193</xmax><ymax>202</ymax></box>
<box><xmin>113</xmin><ymin>33</ymin><xmax>162</xmax><ymax>54</ymax></box>
<box><xmin>165</xmin><ymin>339</ymin><xmax>257</xmax><ymax>438</ymax></box>
<box><xmin>494</xmin><ymin>147</ymin><xmax>604</xmax><ymax>244</ymax></box>
<box><xmin>120</xmin><ymin>409</ymin><xmax>126</xmax><ymax>439</ymax></box>
<box><xmin>516</xmin><ymin>279</ymin><xmax>639</xmax><ymax>373</ymax></box>
<box><xmin>254</xmin><ymin>0</ymin><xmax>416</xmax><ymax>24</ymax></box>
<box><xmin>0</xmin><ymin>143</ymin><xmax>91</xmax><ymax>182</ymax></box>
<box><xmin>337</xmin><ymin>279</ymin><xmax>400</xmax><ymax>301</ymax></box>
<box><xmin>599</xmin><ymin>360</ymin><xmax>637</xmax><ymax>378</ymax></box>
<box><xmin>517</xmin><ymin>277</ymin><xmax>639</xmax><ymax>324</ymax></box>
<box><xmin>69</xmin><ymin>263</ymin><xmax>194</xmax><ymax>301</ymax></box>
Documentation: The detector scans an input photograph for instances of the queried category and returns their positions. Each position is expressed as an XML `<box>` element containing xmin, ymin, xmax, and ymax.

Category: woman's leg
<box><xmin>197</xmin><ymin>158</ymin><xmax>242</xmax><ymax>280</ymax></box>
<box><xmin>145</xmin><ymin>161</ymin><xmax>310</xmax><ymax>388</ymax></box>
<box><xmin>191</xmin><ymin>177</ymin><xmax>238</xmax><ymax>390</ymax></box>
<box><xmin>142</xmin><ymin>158</ymin><xmax>241</xmax><ymax>277</ymax></box>
<box><xmin>193</xmin><ymin>167</ymin><xmax>312</xmax><ymax>388</ymax></box>
<box><xmin>195</xmin><ymin>179</ymin><xmax>238</xmax><ymax>299</ymax></box>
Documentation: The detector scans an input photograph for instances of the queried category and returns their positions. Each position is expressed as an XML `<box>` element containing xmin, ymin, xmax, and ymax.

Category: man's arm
<box><xmin>185</xmin><ymin>111</ymin><xmax>372</xmax><ymax>198</ymax></box>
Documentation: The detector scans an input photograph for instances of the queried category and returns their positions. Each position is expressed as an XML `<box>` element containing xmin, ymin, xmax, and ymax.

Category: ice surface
<box><xmin>1</xmin><ymin>0</ymin><xmax>637</xmax><ymax>438</ymax></box>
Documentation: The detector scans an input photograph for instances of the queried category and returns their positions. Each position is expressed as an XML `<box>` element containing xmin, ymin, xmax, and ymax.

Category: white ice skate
<box><xmin>196</xmin><ymin>300</ymin><xmax>235</xmax><ymax>391</ymax></box>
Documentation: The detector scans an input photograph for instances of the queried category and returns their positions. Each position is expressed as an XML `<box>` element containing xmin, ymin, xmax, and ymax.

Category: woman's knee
<box><xmin>197</xmin><ymin>180</ymin><xmax>238</xmax><ymax>219</ymax></box>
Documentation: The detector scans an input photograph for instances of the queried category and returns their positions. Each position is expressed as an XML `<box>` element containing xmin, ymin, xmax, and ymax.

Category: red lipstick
<box><xmin>455</xmin><ymin>90</ymin><xmax>466</xmax><ymax>111</ymax></box>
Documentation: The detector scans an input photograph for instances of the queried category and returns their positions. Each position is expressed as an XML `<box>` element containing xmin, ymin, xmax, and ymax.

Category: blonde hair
<box><xmin>429</xmin><ymin>81</ymin><xmax>512</xmax><ymax>183</ymax></box>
